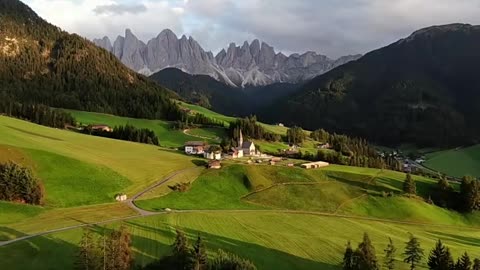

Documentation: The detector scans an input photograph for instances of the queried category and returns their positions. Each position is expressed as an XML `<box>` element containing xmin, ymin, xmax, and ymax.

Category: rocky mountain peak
<box><xmin>94</xmin><ymin>28</ymin><xmax>362</xmax><ymax>87</ymax></box>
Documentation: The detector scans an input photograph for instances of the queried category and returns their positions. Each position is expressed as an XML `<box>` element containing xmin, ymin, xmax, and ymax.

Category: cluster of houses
<box><xmin>184</xmin><ymin>130</ymin><xmax>258</xmax><ymax>160</ymax></box>
<box><xmin>184</xmin><ymin>130</ymin><xmax>261</xmax><ymax>169</ymax></box>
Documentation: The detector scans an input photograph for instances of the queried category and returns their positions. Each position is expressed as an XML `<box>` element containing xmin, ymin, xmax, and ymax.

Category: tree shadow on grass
<box><xmin>0</xmin><ymin>227</ymin><xmax>78</xmax><ymax>270</ymax></box>
<box><xmin>122</xmin><ymin>220</ymin><xmax>338</xmax><ymax>270</ymax></box>
<box><xmin>426</xmin><ymin>230</ymin><xmax>480</xmax><ymax>247</ymax></box>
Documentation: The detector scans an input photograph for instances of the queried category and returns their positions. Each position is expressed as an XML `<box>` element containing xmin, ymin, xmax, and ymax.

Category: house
<box><xmin>318</xmin><ymin>143</ymin><xmax>331</xmax><ymax>149</ymax></box>
<box><xmin>277</xmin><ymin>123</ymin><xmax>285</xmax><ymax>127</ymax></box>
<box><xmin>301</xmin><ymin>161</ymin><xmax>330</xmax><ymax>169</ymax></box>
<box><xmin>204</xmin><ymin>145</ymin><xmax>222</xmax><ymax>160</ymax></box>
<box><xmin>89</xmin><ymin>124</ymin><xmax>113</xmax><ymax>132</ymax></box>
<box><xmin>208</xmin><ymin>160</ymin><xmax>222</xmax><ymax>169</ymax></box>
<box><xmin>185</xmin><ymin>141</ymin><xmax>207</xmax><ymax>155</ymax></box>
<box><xmin>238</xmin><ymin>129</ymin><xmax>257</xmax><ymax>156</ymax></box>
<box><xmin>269</xmin><ymin>160</ymin><xmax>276</xmax><ymax>166</ymax></box>
<box><xmin>115</xmin><ymin>194</ymin><xmax>127</xmax><ymax>201</ymax></box>
<box><xmin>230</xmin><ymin>147</ymin><xmax>244</xmax><ymax>159</ymax></box>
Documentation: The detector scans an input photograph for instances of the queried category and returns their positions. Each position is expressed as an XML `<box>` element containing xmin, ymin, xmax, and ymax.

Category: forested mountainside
<box><xmin>261</xmin><ymin>24</ymin><xmax>480</xmax><ymax>147</ymax></box>
<box><xmin>150</xmin><ymin>68</ymin><xmax>299</xmax><ymax>116</ymax></box>
<box><xmin>0</xmin><ymin>0</ymin><xmax>181</xmax><ymax>120</ymax></box>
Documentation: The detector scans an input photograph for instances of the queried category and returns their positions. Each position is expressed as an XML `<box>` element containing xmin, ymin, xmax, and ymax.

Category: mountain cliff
<box><xmin>0</xmin><ymin>0</ymin><xmax>180</xmax><ymax>120</ymax></box>
<box><xmin>94</xmin><ymin>29</ymin><xmax>361</xmax><ymax>87</ymax></box>
<box><xmin>260</xmin><ymin>24</ymin><xmax>480</xmax><ymax>147</ymax></box>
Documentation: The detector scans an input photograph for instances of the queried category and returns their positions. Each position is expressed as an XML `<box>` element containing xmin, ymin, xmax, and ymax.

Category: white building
<box><xmin>238</xmin><ymin>129</ymin><xmax>256</xmax><ymax>156</ymax></box>
<box><xmin>184</xmin><ymin>141</ymin><xmax>207</xmax><ymax>155</ymax></box>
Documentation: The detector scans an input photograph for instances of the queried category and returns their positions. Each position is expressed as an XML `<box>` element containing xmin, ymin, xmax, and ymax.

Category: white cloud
<box><xmin>23</xmin><ymin>0</ymin><xmax>480</xmax><ymax>58</ymax></box>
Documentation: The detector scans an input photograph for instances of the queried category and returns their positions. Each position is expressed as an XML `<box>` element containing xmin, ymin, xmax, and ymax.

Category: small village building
<box><xmin>318</xmin><ymin>143</ymin><xmax>331</xmax><ymax>149</ymax></box>
<box><xmin>115</xmin><ymin>194</ymin><xmax>127</xmax><ymax>201</ymax></box>
<box><xmin>287</xmin><ymin>163</ymin><xmax>294</xmax><ymax>167</ymax></box>
<box><xmin>230</xmin><ymin>147</ymin><xmax>244</xmax><ymax>159</ymax></box>
<box><xmin>238</xmin><ymin>129</ymin><xmax>257</xmax><ymax>156</ymax></box>
<box><xmin>301</xmin><ymin>161</ymin><xmax>330</xmax><ymax>169</ymax></box>
<box><xmin>204</xmin><ymin>145</ymin><xmax>222</xmax><ymax>160</ymax></box>
<box><xmin>208</xmin><ymin>160</ymin><xmax>222</xmax><ymax>169</ymax></box>
<box><xmin>204</xmin><ymin>151</ymin><xmax>222</xmax><ymax>160</ymax></box>
<box><xmin>89</xmin><ymin>124</ymin><xmax>113</xmax><ymax>132</ymax></box>
<box><xmin>269</xmin><ymin>160</ymin><xmax>276</xmax><ymax>166</ymax></box>
<box><xmin>271</xmin><ymin>157</ymin><xmax>282</xmax><ymax>162</ymax></box>
<box><xmin>185</xmin><ymin>141</ymin><xmax>207</xmax><ymax>155</ymax></box>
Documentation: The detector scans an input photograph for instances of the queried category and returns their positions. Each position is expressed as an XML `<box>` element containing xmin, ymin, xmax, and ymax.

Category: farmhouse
<box><xmin>230</xmin><ymin>147</ymin><xmax>244</xmax><ymax>159</ymax></box>
<box><xmin>89</xmin><ymin>124</ymin><xmax>113</xmax><ymax>132</ymax></box>
<box><xmin>301</xmin><ymin>161</ymin><xmax>330</xmax><ymax>169</ymax></box>
<box><xmin>208</xmin><ymin>160</ymin><xmax>222</xmax><ymax>169</ymax></box>
<box><xmin>115</xmin><ymin>194</ymin><xmax>127</xmax><ymax>201</ymax></box>
<box><xmin>204</xmin><ymin>145</ymin><xmax>222</xmax><ymax>160</ymax></box>
<box><xmin>185</xmin><ymin>141</ymin><xmax>207</xmax><ymax>155</ymax></box>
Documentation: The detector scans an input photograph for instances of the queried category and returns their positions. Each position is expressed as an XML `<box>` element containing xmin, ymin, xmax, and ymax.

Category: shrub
<box><xmin>0</xmin><ymin>162</ymin><xmax>44</xmax><ymax>205</ymax></box>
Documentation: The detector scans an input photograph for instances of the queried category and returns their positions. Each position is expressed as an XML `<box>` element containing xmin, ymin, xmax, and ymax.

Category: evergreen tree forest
<box><xmin>84</xmin><ymin>124</ymin><xmax>160</xmax><ymax>146</ymax></box>
<box><xmin>141</xmin><ymin>229</ymin><xmax>257</xmax><ymax>270</ymax></box>
<box><xmin>228</xmin><ymin>116</ymin><xmax>281</xmax><ymax>143</ymax></box>
<box><xmin>0</xmin><ymin>98</ymin><xmax>75</xmax><ymax>128</ymax></box>
<box><xmin>343</xmin><ymin>233</ymin><xmax>479</xmax><ymax>270</ymax></box>
<box><xmin>0</xmin><ymin>0</ymin><xmax>183</xmax><ymax>122</ymax></box>
<box><xmin>0</xmin><ymin>162</ymin><xmax>44</xmax><ymax>205</ymax></box>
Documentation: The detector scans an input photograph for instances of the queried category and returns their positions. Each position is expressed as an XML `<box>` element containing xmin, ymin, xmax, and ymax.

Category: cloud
<box><xmin>93</xmin><ymin>4</ymin><xmax>147</xmax><ymax>15</ymax></box>
<box><xmin>23</xmin><ymin>0</ymin><xmax>480</xmax><ymax>58</ymax></box>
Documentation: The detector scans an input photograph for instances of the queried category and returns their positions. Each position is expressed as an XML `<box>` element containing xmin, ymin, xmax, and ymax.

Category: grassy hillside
<box><xmin>136</xmin><ymin>164</ymin><xmax>479</xmax><ymax>226</ymax></box>
<box><xmin>2</xmin><ymin>212</ymin><xmax>480</xmax><ymax>270</ymax></box>
<box><xmin>425</xmin><ymin>144</ymin><xmax>480</xmax><ymax>177</ymax></box>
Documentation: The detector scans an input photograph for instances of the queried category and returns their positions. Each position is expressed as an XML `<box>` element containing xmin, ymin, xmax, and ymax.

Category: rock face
<box><xmin>94</xmin><ymin>29</ymin><xmax>361</xmax><ymax>87</ymax></box>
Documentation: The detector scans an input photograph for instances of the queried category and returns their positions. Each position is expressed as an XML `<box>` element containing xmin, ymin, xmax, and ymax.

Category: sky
<box><xmin>24</xmin><ymin>0</ymin><xmax>480</xmax><ymax>58</ymax></box>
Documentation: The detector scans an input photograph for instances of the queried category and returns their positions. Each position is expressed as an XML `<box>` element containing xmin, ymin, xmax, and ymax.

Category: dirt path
<box><xmin>183</xmin><ymin>129</ymin><xmax>213</xmax><ymax>140</ymax></box>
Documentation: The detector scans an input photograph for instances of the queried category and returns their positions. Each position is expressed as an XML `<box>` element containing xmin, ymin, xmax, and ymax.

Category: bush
<box><xmin>0</xmin><ymin>162</ymin><xmax>44</xmax><ymax>205</ymax></box>
<box><xmin>210</xmin><ymin>249</ymin><xmax>257</xmax><ymax>270</ymax></box>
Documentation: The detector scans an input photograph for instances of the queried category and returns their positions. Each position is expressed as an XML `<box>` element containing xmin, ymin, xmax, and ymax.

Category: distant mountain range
<box><xmin>93</xmin><ymin>29</ymin><xmax>361</xmax><ymax>87</ymax></box>
<box><xmin>261</xmin><ymin>24</ymin><xmax>480</xmax><ymax>147</ymax></box>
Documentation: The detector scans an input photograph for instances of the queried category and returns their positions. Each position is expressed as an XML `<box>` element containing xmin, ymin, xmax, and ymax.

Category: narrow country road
<box><xmin>2</xmin><ymin>168</ymin><xmax>480</xmax><ymax>248</ymax></box>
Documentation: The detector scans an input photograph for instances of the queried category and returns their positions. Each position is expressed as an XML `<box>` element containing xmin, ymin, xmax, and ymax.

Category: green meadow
<box><xmin>1</xmin><ymin>212</ymin><xmax>480</xmax><ymax>270</ymax></box>
<box><xmin>2</xmin><ymin>114</ymin><xmax>480</xmax><ymax>270</ymax></box>
<box><xmin>425</xmin><ymin>144</ymin><xmax>480</xmax><ymax>177</ymax></box>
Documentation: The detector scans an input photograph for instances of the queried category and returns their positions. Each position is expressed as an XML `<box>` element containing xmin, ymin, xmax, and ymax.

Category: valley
<box><xmin>1</xmin><ymin>1</ymin><xmax>480</xmax><ymax>269</ymax></box>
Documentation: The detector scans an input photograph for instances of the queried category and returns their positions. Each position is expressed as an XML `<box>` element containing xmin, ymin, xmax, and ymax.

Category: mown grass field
<box><xmin>137</xmin><ymin>164</ymin><xmax>479</xmax><ymax>227</ymax></box>
<box><xmin>1</xmin><ymin>212</ymin><xmax>480</xmax><ymax>270</ymax></box>
<box><xmin>68</xmin><ymin>110</ymin><xmax>206</xmax><ymax>148</ymax></box>
<box><xmin>425</xmin><ymin>144</ymin><xmax>480</xmax><ymax>177</ymax></box>
<box><xmin>0</xmin><ymin>116</ymin><xmax>195</xmax><ymax>200</ymax></box>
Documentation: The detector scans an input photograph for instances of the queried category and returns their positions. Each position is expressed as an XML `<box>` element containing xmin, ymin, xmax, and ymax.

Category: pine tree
<box><xmin>74</xmin><ymin>228</ymin><xmax>99</xmax><ymax>270</ymax></box>
<box><xmin>403</xmin><ymin>173</ymin><xmax>417</xmax><ymax>195</ymax></box>
<box><xmin>473</xmin><ymin>258</ymin><xmax>480</xmax><ymax>270</ymax></box>
<box><xmin>342</xmin><ymin>241</ymin><xmax>355</xmax><ymax>270</ymax></box>
<box><xmin>403</xmin><ymin>234</ymin><xmax>424</xmax><ymax>270</ymax></box>
<box><xmin>383</xmin><ymin>237</ymin><xmax>396</xmax><ymax>270</ymax></box>
<box><xmin>355</xmin><ymin>233</ymin><xmax>378</xmax><ymax>270</ymax></box>
<box><xmin>172</xmin><ymin>229</ymin><xmax>189</xmax><ymax>269</ymax></box>
<box><xmin>428</xmin><ymin>240</ymin><xmax>455</xmax><ymax>270</ymax></box>
<box><xmin>455</xmin><ymin>252</ymin><xmax>472</xmax><ymax>270</ymax></box>
<box><xmin>104</xmin><ymin>226</ymin><xmax>133</xmax><ymax>270</ymax></box>
<box><xmin>190</xmin><ymin>235</ymin><xmax>208</xmax><ymax>270</ymax></box>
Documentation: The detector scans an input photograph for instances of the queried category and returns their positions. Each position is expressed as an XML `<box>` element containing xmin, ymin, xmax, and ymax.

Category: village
<box><xmin>184</xmin><ymin>129</ymin><xmax>330</xmax><ymax>170</ymax></box>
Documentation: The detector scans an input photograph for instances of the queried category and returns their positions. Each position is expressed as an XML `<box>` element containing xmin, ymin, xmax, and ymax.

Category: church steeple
<box><xmin>238</xmin><ymin>129</ymin><xmax>244</xmax><ymax>147</ymax></box>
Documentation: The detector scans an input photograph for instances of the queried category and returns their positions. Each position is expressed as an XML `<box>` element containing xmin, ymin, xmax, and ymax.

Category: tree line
<box><xmin>83</xmin><ymin>124</ymin><xmax>160</xmax><ymax>146</ymax></box>
<box><xmin>0</xmin><ymin>98</ymin><xmax>76</xmax><ymax>128</ymax></box>
<box><xmin>283</xmin><ymin>127</ymin><xmax>402</xmax><ymax>171</ymax></box>
<box><xmin>343</xmin><ymin>232</ymin><xmax>480</xmax><ymax>270</ymax></box>
<box><xmin>0</xmin><ymin>162</ymin><xmax>44</xmax><ymax>205</ymax></box>
<box><xmin>172</xmin><ymin>112</ymin><xmax>226</xmax><ymax>130</ymax></box>
<box><xmin>75</xmin><ymin>227</ymin><xmax>256</xmax><ymax>270</ymax></box>
<box><xmin>229</xmin><ymin>116</ymin><xmax>281</xmax><ymax>143</ymax></box>
<box><xmin>403</xmin><ymin>173</ymin><xmax>480</xmax><ymax>213</ymax></box>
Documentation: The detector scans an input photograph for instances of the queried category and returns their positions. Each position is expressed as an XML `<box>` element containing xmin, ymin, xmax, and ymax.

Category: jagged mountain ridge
<box><xmin>94</xmin><ymin>29</ymin><xmax>361</xmax><ymax>87</ymax></box>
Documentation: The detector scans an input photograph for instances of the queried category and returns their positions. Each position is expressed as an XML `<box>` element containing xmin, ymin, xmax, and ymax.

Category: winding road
<box><xmin>1</xmin><ymin>167</ymin><xmax>479</xmax><ymax>248</ymax></box>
